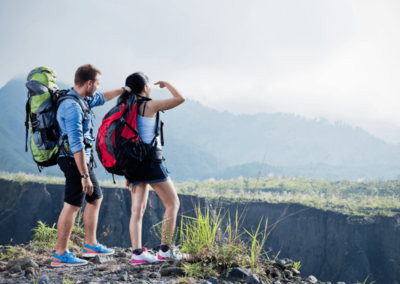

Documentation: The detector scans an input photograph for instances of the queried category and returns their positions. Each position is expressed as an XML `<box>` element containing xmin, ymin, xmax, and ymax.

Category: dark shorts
<box><xmin>127</xmin><ymin>158</ymin><xmax>170</xmax><ymax>187</ymax></box>
<box><xmin>58</xmin><ymin>157</ymin><xmax>103</xmax><ymax>207</ymax></box>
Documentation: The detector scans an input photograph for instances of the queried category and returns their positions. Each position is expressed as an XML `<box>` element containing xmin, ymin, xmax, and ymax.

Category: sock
<box><xmin>160</xmin><ymin>245</ymin><xmax>169</xmax><ymax>252</ymax></box>
<box><xmin>132</xmin><ymin>248</ymin><xmax>144</xmax><ymax>255</ymax></box>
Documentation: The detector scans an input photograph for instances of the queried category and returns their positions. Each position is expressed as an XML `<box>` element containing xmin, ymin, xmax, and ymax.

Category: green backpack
<box><xmin>25</xmin><ymin>66</ymin><xmax>88</xmax><ymax>171</ymax></box>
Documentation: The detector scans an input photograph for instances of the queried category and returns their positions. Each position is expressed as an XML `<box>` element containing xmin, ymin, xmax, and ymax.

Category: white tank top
<box><xmin>137</xmin><ymin>114</ymin><xmax>161</xmax><ymax>146</ymax></box>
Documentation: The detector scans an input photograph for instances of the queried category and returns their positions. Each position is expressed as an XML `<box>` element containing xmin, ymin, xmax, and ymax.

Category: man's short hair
<box><xmin>74</xmin><ymin>64</ymin><xmax>101</xmax><ymax>86</ymax></box>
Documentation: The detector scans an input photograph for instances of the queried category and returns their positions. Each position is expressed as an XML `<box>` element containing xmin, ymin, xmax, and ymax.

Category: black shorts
<box><xmin>58</xmin><ymin>157</ymin><xmax>103</xmax><ymax>207</ymax></box>
<box><xmin>126</xmin><ymin>158</ymin><xmax>170</xmax><ymax>187</ymax></box>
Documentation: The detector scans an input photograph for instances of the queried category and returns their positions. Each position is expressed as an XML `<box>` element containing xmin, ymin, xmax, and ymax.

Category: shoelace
<box><xmin>66</xmin><ymin>251</ymin><xmax>79</xmax><ymax>261</ymax></box>
<box><xmin>96</xmin><ymin>243</ymin><xmax>109</xmax><ymax>251</ymax></box>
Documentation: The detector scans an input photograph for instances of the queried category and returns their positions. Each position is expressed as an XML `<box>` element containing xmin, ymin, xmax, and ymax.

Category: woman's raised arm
<box><xmin>147</xmin><ymin>81</ymin><xmax>185</xmax><ymax>113</ymax></box>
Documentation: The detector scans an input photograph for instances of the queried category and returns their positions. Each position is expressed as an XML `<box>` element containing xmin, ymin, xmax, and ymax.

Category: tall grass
<box><xmin>178</xmin><ymin>205</ymin><xmax>266</xmax><ymax>272</ymax></box>
<box><xmin>244</xmin><ymin>217</ymin><xmax>268</xmax><ymax>267</ymax></box>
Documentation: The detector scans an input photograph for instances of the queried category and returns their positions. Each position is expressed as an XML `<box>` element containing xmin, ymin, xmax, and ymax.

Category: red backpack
<box><xmin>95</xmin><ymin>95</ymin><xmax>163</xmax><ymax>181</ymax></box>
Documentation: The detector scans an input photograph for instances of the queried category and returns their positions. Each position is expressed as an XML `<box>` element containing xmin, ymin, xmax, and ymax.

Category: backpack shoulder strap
<box><xmin>136</xmin><ymin>96</ymin><xmax>152</xmax><ymax>117</ymax></box>
<box><xmin>57</xmin><ymin>94</ymin><xmax>90</xmax><ymax>123</ymax></box>
<box><xmin>57</xmin><ymin>94</ymin><xmax>87</xmax><ymax>111</ymax></box>
<box><xmin>25</xmin><ymin>98</ymin><xmax>30</xmax><ymax>152</ymax></box>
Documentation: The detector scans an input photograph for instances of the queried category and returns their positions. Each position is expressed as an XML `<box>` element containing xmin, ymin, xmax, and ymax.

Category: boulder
<box><xmin>117</xmin><ymin>251</ymin><xmax>128</xmax><ymax>257</ymax></box>
<box><xmin>137</xmin><ymin>270</ymin><xmax>151</xmax><ymax>279</ymax></box>
<box><xmin>208</xmin><ymin>277</ymin><xmax>219</xmax><ymax>284</ymax></box>
<box><xmin>120</xmin><ymin>271</ymin><xmax>128</xmax><ymax>281</ymax></box>
<box><xmin>6</xmin><ymin>257</ymin><xmax>38</xmax><ymax>271</ymax></box>
<box><xmin>284</xmin><ymin>270</ymin><xmax>293</xmax><ymax>279</ymax></box>
<box><xmin>118</xmin><ymin>258</ymin><xmax>131</xmax><ymax>264</ymax></box>
<box><xmin>9</xmin><ymin>265</ymin><xmax>22</xmax><ymax>273</ymax></box>
<box><xmin>291</xmin><ymin>268</ymin><xmax>300</xmax><ymax>275</ymax></box>
<box><xmin>25</xmin><ymin>267</ymin><xmax>36</xmax><ymax>276</ymax></box>
<box><xmin>219</xmin><ymin>267</ymin><xmax>251</xmax><ymax>282</ymax></box>
<box><xmin>275</xmin><ymin>259</ymin><xmax>286</xmax><ymax>267</ymax></box>
<box><xmin>93</xmin><ymin>255</ymin><xmax>115</xmax><ymax>264</ymax></box>
<box><xmin>245</xmin><ymin>274</ymin><xmax>260</xmax><ymax>284</ymax></box>
<box><xmin>38</xmin><ymin>275</ymin><xmax>49</xmax><ymax>284</ymax></box>
<box><xmin>160</xmin><ymin>267</ymin><xmax>186</xmax><ymax>277</ymax></box>
<box><xmin>149</xmin><ymin>272</ymin><xmax>160</xmax><ymax>278</ymax></box>
<box><xmin>42</xmin><ymin>258</ymin><xmax>52</xmax><ymax>266</ymax></box>
<box><xmin>306</xmin><ymin>276</ymin><xmax>318</xmax><ymax>283</ymax></box>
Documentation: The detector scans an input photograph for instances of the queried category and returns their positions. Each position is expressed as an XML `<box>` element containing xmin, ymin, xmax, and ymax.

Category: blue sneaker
<box><xmin>82</xmin><ymin>241</ymin><xmax>115</xmax><ymax>258</ymax></box>
<box><xmin>51</xmin><ymin>250</ymin><xmax>88</xmax><ymax>267</ymax></box>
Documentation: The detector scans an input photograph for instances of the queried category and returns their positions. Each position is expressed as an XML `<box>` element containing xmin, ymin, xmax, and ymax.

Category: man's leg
<box><xmin>81</xmin><ymin>170</ymin><xmax>114</xmax><ymax>257</ymax></box>
<box><xmin>83</xmin><ymin>198</ymin><xmax>103</xmax><ymax>246</ymax></box>
<box><xmin>56</xmin><ymin>202</ymin><xmax>81</xmax><ymax>256</ymax></box>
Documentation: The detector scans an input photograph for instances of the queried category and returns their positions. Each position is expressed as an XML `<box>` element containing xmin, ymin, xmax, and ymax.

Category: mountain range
<box><xmin>0</xmin><ymin>78</ymin><xmax>399</xmax><ymax>181</ymax></box>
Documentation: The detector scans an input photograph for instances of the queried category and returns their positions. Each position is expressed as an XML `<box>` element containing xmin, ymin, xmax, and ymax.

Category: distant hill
<box><xmin>0</xmin><ymin>78</ymin><xmax>399</xmax><ymax>181</ymax></box>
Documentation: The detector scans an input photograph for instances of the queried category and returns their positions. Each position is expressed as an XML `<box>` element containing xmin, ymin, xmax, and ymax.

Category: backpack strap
<box><xmin>142</xmin><ymin>101</ymin><xmax>148</xmax><ymax>116</ymax></box>
<box><xmin>57</xmin><ymin>95</ymin><xmax>90</xmax><ymax>125</ymax></box>
<box><xmin>150</xmin><ymin>111</ymin><xmax>161</xmax><ymax>168</ymax></box>
<box><xmin>57</xmin><ymin>95</ymin><xmax>94</xmax><ymax>165</ymax></box>
<box><xmin>160</xmin><ymin>120</ymin><xmax>164</xmax><ymax>146</ymax></box>
<box><xmin>25</xmin><ymin>98</ymin><xmax>30</xmax><ymax>152</ymax></box>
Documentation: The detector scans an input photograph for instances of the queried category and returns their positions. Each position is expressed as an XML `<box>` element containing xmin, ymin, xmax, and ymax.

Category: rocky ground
<box><xmin>0</xmin><ymin>244</ymin><xmax>341</xmax><ymax>284</ymax></box>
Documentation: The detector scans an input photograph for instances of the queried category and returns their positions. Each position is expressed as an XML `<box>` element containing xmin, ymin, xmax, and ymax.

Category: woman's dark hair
<box><xmin>117</xmin><ymin>72</ymin><xmax>149</xmax><ymax>106</ymax></box>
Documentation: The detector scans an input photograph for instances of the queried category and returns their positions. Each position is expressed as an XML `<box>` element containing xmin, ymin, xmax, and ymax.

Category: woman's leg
<box><xmin>150</xmin><ymin>180</ymin><xmax>180</xmax><ymax>245</ymax></box>
<box><xmin>129</xmin><ymin>182</ymin><xmax>149</xmax><ymax>250</ymax></box>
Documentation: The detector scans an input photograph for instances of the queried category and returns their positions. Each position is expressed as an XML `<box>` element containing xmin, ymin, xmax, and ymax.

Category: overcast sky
<box><xmin>1</xmin><ymin>0</ymin><xmax>400</xmax><ymax>143</ymax></box>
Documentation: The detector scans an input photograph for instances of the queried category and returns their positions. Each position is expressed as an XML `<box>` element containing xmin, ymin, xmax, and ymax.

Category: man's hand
<box><xmin>125</xmin><ymin>179</ymin><xmax>130</xmax><ymax>190</ymax></box>
<box><xmin>82</xmin><ymin>177</ymin><xmax>93</xmax><ymax>196</ymax></box>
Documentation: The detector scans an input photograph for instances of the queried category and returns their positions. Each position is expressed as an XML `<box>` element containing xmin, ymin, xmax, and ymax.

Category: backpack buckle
<box><xmin>120</xmin><ymin>118</ymin><xmax>126</xmax><ymax>124</ymax></box>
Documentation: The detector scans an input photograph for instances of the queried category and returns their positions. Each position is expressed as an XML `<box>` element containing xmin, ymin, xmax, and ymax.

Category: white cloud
<box><xmin>1</xmin><ymin>0</ymin><xmax>400</xmax><ymax>142</ymax></box>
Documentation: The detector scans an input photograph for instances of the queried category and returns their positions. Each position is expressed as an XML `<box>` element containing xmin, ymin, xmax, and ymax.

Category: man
<box><xmin>51</xmin><ymin>64</ymin><xmax>129</xmax><ymax>266</ymax></box>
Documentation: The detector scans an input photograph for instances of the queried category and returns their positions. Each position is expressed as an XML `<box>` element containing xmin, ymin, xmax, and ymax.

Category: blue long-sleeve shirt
<box><xmin>57</xmin><ymin>88</ymin><xmax>105</xmax><ymax>162</ymax></box>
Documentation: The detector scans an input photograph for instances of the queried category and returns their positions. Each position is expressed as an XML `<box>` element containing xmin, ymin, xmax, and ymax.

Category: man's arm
<box><xmin>62</xmin><ymin>101</ymin><xmax>93</xmax><ymax>195</ymax></box>
<box><xmin>103</xmin><ymin>88</ymin><xmax>125</xmax><ymax>102</ymax></box>
<box><xmin>74</xmin><ymin>150</ymin><xmax>93</xmax><ymax>196</ymax></box>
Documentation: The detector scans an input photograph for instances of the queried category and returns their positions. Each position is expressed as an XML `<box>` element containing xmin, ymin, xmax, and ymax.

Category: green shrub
<box><xmin>32</xmin><ymin>221</ymin><xmax>57</xmax><ymax>244</ymax></box>
<box><xmin>182</xmin><ymin>262</ymin><xmax>202</xmax><ymax>277</ymax></box>
<box><xmin>293</xmin><ymin>261</ymin><xmax>301</xmax><ymax>270</ymax></box>
<box><xmin>0</xmin><ymin>246</ymin><xmax>21</xmax><ymax>261</ymax></box>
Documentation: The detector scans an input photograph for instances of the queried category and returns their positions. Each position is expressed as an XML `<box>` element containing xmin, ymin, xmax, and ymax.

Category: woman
<box><xmin>118</xmin><ymin>72</ymin><xmax>185</xmax><ymax>265</ymax></box>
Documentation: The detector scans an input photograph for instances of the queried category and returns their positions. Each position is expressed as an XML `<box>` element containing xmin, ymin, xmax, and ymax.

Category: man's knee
<box><xmin>87</xmin><ymin>197</ymin><xmax>103</xmax><ymax>207</ymax></box>
<box><xmin>62</xmin><ymin>202</ymin><xmax>82</xmax><ymax>214</ymax></box>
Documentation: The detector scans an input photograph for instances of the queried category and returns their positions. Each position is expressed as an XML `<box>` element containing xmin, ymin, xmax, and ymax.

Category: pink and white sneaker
<box><xmin>157</xmin><ymin>247</ymin><xmax>188</xmax><ymax>261</ymax></box>
<box><xmin>131</xmin><ymin>247</ymin><xmax>157</xmax><ymax>266</ymax></box>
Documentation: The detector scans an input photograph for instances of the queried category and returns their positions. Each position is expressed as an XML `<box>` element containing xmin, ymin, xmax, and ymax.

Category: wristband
<box><xmin>122</xmin><ymin>86</ymin><xmax>132</xmax><ymax>94</ymax></box>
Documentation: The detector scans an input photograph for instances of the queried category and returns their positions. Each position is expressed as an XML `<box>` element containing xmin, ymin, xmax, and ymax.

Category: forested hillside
<box><xmin>1</xmin><ymin>78</ymin><xmax>399</xmax><ymax>181</ymax></box>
